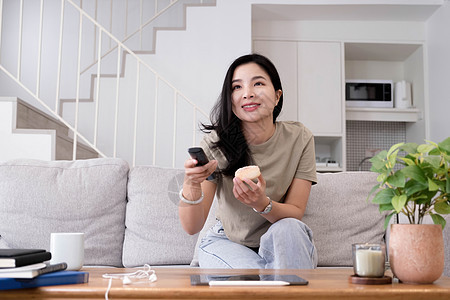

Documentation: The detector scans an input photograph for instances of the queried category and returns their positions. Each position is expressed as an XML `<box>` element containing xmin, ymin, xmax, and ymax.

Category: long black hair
<box><xmin>202</xmin><ymin>53</ymin><xmax>283</xmax><ymax>177</ymax></box>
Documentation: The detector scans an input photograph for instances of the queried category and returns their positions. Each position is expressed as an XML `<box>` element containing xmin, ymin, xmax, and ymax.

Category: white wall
<box><xmin>426</xmin><ymin>0</ymin><xmax>450</xmax><ymax>143</ymax></box>
<box><xmin>142</xmin><ymin>0</ymin><xmax>253</xmax><ymax>118</ymax></box>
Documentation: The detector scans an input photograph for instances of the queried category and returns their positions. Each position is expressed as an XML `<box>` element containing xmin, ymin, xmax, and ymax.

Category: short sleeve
<box><xmin>295</xmin><ymin>131</ymin><xmax>318</xmax><ymax>185</ymax></box>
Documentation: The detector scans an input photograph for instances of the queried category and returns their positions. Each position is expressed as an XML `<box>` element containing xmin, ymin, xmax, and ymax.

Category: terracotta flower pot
<box><xmin>389</xmin><ymin>224</ymin><xmax>444</xmax><ymax>284</ymax></box>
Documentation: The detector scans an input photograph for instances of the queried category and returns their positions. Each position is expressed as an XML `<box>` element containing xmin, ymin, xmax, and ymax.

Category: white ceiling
<box><xmin>252</xmin><ymin>4</ymin><xmax>442</xmax><ymax>22</ymax></box>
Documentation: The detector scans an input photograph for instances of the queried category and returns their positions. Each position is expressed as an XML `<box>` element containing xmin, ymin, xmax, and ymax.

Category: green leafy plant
<box><xmin>368</xmin><ymin>137</ymin><xmax>450</xmax><ymax>229</ymax></box>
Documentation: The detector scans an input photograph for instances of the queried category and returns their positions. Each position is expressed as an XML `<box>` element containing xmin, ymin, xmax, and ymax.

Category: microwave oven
<box><xmin>345</xmin><ymin>80</ymin><xmax>394</xmax><ymax>108</ymax></box>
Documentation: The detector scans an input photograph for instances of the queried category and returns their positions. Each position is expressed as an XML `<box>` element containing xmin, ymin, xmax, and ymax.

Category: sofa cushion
<box><xmin>302</xmin><ymin>171</ymin><xmax>386</xmax><ymax>267</ymax></box>
<box><xmin>123</xmin><ymin>166</ymin><xmax>198</xmax><ymax>267</ymax></box>
<box><xmin>0</xmin><ymin>158</ymin><xmax>129</xmax><ymax>267</ymax></box>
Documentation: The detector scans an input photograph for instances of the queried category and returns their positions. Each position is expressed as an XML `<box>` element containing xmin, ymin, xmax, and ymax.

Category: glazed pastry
<box><xmin>234</xmin><ymin>165</ymin><xmax>261</xmax><ymax>180</ymax></box>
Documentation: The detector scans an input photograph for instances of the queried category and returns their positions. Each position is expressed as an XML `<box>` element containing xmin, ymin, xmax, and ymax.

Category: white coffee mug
<box><xmin>50</xmin><ymin>232</ymin><xmax>85</xmax><ymax>271</ymax></box>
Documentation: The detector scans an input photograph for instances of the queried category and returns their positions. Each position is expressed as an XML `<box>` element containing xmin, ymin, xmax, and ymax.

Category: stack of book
<box><xmin>0</xmin><ymin>249</ymin><xmax>88</xmax><ymax>290</ymax></box>
<box><xmin>0</xmin><ymin>249</ymin><xmax>52</xmax><ymax>269</ymax></box>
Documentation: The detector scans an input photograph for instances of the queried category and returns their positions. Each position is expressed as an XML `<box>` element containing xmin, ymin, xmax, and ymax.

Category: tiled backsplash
<box><xmin>346</xmin><ymin>121</ymin><xmax>406</xmax><ymax>171</ymax></box>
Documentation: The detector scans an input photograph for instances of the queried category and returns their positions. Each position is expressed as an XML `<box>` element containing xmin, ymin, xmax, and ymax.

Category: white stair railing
<box><xmin>0</xmin><ymin>0</ymin><xmax>212</xmax><ymax>167</ymax></box>
<box><xmin>81</xmin><ymin>0</ymin><xmax>203</xmax><ymax>76</ymax></box>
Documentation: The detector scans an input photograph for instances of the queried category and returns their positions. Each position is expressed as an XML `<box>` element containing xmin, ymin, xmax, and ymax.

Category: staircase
<box><xmin>0</xmin><ymin>97</ymin><xmax>97</xmax><ymax>161</ymax></box>
<box><xmin>0</xmin><ymin>0</ymin><xmax>215</xmax><ymax>166</ymax></box>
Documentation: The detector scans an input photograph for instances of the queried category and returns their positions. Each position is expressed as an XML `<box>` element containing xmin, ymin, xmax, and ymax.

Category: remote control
<box><xmin>188</xmin><ymin>147</ymin><xmax>209</xmax><ymax>166</ymax></box>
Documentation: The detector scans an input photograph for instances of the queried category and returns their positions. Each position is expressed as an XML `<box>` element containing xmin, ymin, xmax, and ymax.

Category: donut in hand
<box><xmin>234</xmin><ymin>165</ymin><xmax>261</xmax><ymax>181</ymax></box>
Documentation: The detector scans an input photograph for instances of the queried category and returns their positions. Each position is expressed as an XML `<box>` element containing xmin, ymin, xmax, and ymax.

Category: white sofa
<box><xmin>0</xmin><ymin>158</ymin><xmax>448</xmax><ymax>276</ymax></box>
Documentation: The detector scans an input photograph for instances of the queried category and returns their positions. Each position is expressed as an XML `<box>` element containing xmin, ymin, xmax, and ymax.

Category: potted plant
<box><xmin>368</xmin><ymin>137</ymin><xmax>450</xmax><ymax>284</ymax></box>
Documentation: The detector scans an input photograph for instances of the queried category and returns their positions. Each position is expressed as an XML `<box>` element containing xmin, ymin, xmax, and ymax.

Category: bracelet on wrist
<box><xmin>253</xmin><ymin>197</ymin><xmax>273</xmax><ymax>215</ymax></box>
<box><xmin>179</xmin><ymin>188</ymin><xmax>204</xmax><ymax>205</ymax></box>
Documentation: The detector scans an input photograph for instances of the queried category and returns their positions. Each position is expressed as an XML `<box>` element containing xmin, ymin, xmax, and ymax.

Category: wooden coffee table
<box><xmin>1</xmin><ymin>267</ymin><xmax>450</xmax><ymax>299</ymax></box>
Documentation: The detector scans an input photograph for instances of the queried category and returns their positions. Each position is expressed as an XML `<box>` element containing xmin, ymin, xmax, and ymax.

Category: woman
<box><xmin>178</xmin><ymin>54</ymin><xmax>317</xmax><ymax>269</ymax></box>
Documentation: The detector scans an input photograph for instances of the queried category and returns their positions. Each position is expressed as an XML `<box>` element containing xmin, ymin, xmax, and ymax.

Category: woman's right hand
<box><xmin>184</xmin><ymin>158</ymin><xmax>218</xmax><ymax>185</ymax></box>
<box><xmin>180</xmin><ymin>160</ymin><xmax>218</xmax><ymax>235</ymax></box>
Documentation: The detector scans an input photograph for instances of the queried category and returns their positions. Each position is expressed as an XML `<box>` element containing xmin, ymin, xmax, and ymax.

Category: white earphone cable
<box><xmin>103</xmin><ymin>264</ymin><xmax>157</xmax><ymax>300</ymax></box>
<box><xmin>105</xmin><ymin>277</ymin><xmax>113</xmax><ymax>300</ymax></box>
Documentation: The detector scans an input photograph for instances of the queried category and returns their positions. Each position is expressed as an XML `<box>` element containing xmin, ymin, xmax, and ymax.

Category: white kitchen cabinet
<box><xmin>253</xmin><ymin>40</ymin><xmax>345</xmax><ymax>171</ymax></box>
<box><xmin>297</xmin><ymin>41</ymin><xmax>343</xmax><ymax>135</ymax></box>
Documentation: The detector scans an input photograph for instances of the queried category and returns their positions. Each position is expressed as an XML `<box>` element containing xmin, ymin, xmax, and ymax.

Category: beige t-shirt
<box><xmin>200</xmin><ymin>121</ymin><xmax>317</xmax><ymax>247</ymax></box>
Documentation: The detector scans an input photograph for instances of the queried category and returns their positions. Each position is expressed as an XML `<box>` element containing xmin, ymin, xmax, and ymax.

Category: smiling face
<box><xmin>231</xmin><ymin>62</ymin><xmax>282</xmax><ymax>125</ymax></box>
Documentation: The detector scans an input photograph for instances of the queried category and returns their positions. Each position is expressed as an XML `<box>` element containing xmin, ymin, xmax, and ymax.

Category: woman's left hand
<box><xmin>232</xmin><ymin>174</ymin><xmax>269</xmax><ymax>212</ymax></box>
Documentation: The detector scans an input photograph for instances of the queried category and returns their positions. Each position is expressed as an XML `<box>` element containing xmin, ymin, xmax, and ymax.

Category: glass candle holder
<box><xmin>352</xmin><ymin>243</ymin><xmax>386</xmax><ymax>278</ymax></box>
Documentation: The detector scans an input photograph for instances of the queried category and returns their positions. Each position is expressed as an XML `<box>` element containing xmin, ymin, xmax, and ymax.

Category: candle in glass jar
<box><xmin>352</xmin><ymin>243</ymin><xmax>386</xmax><ymax>278</ymax></box>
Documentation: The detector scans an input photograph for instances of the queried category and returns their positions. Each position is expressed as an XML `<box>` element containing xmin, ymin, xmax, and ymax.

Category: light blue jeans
<box><xmin>198</xmin><ymin>218</ymin><xmax>318</xmax><ymax>269</ymax></box>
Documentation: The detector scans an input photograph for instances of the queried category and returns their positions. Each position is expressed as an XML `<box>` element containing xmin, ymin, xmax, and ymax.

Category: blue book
<box><xmin>0</xmin><ymin>270</ymin><xmax>89</xmax><ymax>290</ymax></box>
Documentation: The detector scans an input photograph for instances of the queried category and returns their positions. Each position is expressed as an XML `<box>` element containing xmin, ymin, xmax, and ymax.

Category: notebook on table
<box><xmin>0</xmin><ymin>249</ymin><xmax>52</xmax><ymax>268</ymax></box>
<box><xmin>0</xmin><ymin>262</ymin><xmax>67</xmax><ymax>279</ymax></box>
